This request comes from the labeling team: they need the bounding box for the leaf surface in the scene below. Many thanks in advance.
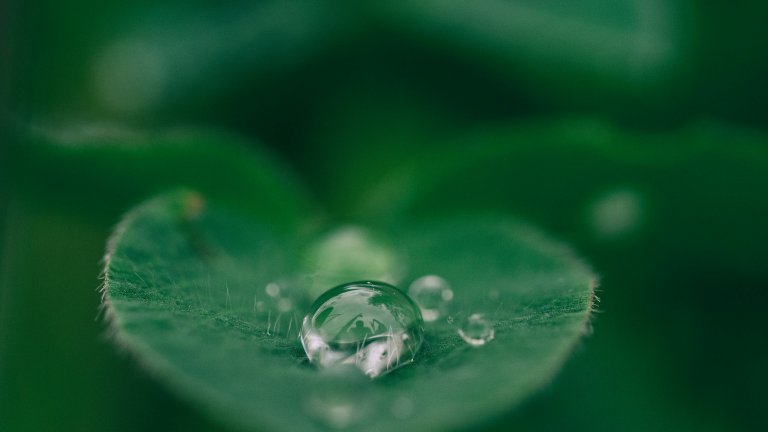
[103,190,595,432]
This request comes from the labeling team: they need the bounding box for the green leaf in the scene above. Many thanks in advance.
[102,190,596,432]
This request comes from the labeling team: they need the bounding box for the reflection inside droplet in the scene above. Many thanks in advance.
[408,275,454,322]
[458,313,495,347]
[300,281,424,378]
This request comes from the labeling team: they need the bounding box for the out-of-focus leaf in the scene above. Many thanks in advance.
[6,124,313,225]
[365,0,694,106]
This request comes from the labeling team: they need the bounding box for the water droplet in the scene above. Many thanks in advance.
[408,275,453,322]
[258,280,305,338]
[457,313,495,347]
[265,282,281,297]
[300,281,424,378]
[264,281,297,313]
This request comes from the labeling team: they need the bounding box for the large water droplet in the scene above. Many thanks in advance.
[457,313,495,347]
[407,275,453,322]
[300,281,424,378]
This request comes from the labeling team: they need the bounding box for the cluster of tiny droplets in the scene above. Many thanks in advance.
[406,275,495,346]
[253,281,304,338]
[299,276,498,383]
[299,278,498,426]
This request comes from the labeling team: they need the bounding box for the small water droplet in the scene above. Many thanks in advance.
[265,282,281,297]
[446,315,455,325]
[300,281,424,378]
[258,280,305,338]
[264,281,296,313]
[408,275,453,322]
[457,313,495,347]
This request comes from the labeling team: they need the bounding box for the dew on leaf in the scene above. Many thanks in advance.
[257,280,305,338]
[407,275,454,322]
[264,281,295,312]
[300,281,424,378]
[457,313,495,347]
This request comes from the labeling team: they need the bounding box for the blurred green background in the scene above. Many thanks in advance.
[1,1,767,431]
